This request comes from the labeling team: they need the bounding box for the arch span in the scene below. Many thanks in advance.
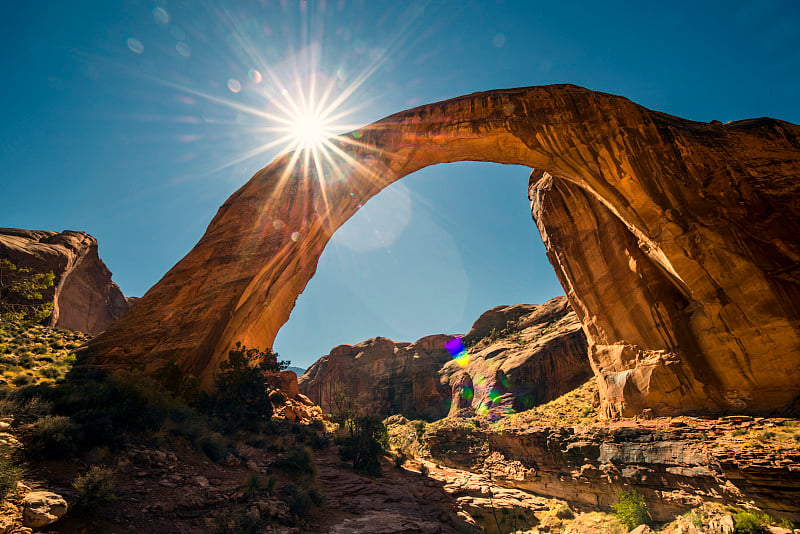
[85,85,800,417]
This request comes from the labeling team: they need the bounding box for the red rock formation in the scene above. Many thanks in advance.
[299,335,454,421]
[83,85,800,417]
[299,297,591,421]
[0,228,129,334]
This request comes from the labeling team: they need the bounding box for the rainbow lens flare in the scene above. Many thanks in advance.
[487,388,501,403]
[459,385,474,401]
[445,337,470,367]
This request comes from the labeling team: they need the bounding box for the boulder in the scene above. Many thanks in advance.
[21,491,67,528]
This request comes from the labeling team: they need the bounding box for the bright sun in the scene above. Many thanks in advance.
[292,110,331,149]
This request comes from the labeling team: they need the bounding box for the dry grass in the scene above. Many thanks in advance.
[491,378,600,430]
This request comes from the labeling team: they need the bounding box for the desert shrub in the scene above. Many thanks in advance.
[394,451,407,468]
[197,431,229,463]
[39,367,60,379]
[611,489,650,529]
[272,445,316,475]
[12,373,35,386]
[73,466,117,510]
[283,483,322,517]
[733,510,769,533]
[0,445,23,500]
[335,415,387,476]
[12,395,54,423]
[419,463,429,476]
[26,415,77,459]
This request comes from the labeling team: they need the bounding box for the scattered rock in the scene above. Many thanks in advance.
[21,491,68,528]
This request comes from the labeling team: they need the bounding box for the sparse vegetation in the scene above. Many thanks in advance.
[0,259,55,325]
[0,444,23,500]
[733,510,770,533]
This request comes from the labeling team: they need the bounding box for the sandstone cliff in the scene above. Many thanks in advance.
[0,228,129,334]
[299,296,592,421]
[83,85,800,418]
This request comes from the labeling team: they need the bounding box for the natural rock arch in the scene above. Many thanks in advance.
[84,85,800,417]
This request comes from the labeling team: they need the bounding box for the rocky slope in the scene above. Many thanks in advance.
[83,85,800,419]
[0,228,128,334]
[299,296,592,421]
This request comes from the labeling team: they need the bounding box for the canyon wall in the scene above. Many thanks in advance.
[82,85,800,417]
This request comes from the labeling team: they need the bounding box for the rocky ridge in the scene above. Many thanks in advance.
[298,296,592,421]
[421,415,800,523]
[0,228,129,335]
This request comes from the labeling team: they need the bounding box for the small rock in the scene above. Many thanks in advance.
[195,476,209,488]
[21,491,68,528]
[224,454,241,467]
[630,525,653,534]
[0,421,10,431]
[767,527,792,534]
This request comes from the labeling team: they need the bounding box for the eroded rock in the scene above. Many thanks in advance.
[83,85,800,417]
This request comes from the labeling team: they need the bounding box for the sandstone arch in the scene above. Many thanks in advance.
[85,85,800,417]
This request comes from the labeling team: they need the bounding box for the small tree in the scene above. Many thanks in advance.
[0,259,55,324]
[207,342,289,431]
[611,489,650,529]
[335,415,388,475]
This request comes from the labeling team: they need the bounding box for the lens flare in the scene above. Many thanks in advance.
[445,337,470,367]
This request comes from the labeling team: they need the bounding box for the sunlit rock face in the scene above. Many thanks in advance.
[0,228,129,334]
[299,335,454,421]
[83,85,800,417]
[440,297,592,418]
[297,297,591,421]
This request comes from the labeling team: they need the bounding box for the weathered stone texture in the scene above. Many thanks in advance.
[82,85,800,417]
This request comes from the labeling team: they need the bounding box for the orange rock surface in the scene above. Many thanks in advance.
[83,85,800,417]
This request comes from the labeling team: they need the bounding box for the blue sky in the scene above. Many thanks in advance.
[2,1,798,369]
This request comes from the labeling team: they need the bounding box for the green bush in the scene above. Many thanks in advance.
[0,445,23,500]
[73,466,117,510]
[733,510,769,533]
[611,489,650,529]
[26,415,77,460]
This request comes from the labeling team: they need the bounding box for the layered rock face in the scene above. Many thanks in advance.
[426,417,800,522]
[0,228,129,334]
[299,297,591,420]
[83,85,800,417]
